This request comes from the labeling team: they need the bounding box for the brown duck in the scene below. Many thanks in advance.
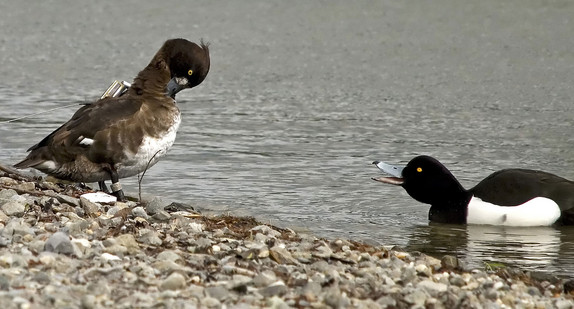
[14,38,210,200]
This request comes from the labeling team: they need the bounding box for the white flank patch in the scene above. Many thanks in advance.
[117,114,181,178]
[35,160,57,172]
[467,196,561,226]
[79,137,94,146]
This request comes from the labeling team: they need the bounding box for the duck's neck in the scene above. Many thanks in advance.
[428,189,472,224]
[129,56,171,98]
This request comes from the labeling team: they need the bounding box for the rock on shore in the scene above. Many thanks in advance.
[0,167,572,308]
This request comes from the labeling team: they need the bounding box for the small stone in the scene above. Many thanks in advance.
[71,238,91,255]
[105,244,127,256]
[416,264,432,277]
[417,280,448,297]
[313,244,334,259]
[258,248,270,258]
[160,272,187,291]
[74,206,85,217]
[3,219,34,237]
[194,237,213,253]
[80,196,102,215]
[404,289,428,306]
[11,297,30,308]
[400,265,417,284]
[33,272,51,285]
[206,285,229,301]
[81,295,97,309]
[156,250,183,263]
[152,210,171,221]
[251,225,281,238]
[187,222,204,234]
[39,181,62,192]
[377,295,397,307]
[449,275,466,287]
[0,178,17,187]
[131,206,149,219]
[302,281,321,301]
[0,210,8,223]
[270,246,297,265]
[144,196,168,215]
[114,234,140,254]
[44,232,74,255]
[0,189,18,206]
[201,297,221,308]
[153,260,185,273]
[0,275,10,290]
[1,200,26,216]
[485,288,498,300]
[55,194,80,207]
[527,286,542,297]
[254,232,269,243]
[66,220,89,237]
[38,252,57,267]
[29,240,46,253]
[259,281,288,297]
[107,204,128,216]
[555,299,574,309]
[14,181,35,192]
[137,229,162,246]
[324,286,350,309]
[441,255,463,270]
[266,296,289,309]
[253,271,277,287]
[101,253,121,262]
[81,192,117,204]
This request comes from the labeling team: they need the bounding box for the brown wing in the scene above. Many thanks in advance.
[15,96,143,168]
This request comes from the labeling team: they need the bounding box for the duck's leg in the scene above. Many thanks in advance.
[103,165,125,201]
[98,181,110,193]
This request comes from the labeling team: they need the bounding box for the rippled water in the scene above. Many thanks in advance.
[1,0,574,276]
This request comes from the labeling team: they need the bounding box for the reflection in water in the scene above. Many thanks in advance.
[405,224,569,275]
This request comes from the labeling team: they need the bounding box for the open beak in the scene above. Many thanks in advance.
[371,161,405,185]
[166,77,189,98]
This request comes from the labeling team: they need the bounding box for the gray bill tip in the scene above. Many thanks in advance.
[373,161,404,178]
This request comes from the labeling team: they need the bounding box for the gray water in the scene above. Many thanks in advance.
[1,0,574,276]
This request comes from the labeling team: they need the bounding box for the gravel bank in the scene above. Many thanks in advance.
[0,165,572,308]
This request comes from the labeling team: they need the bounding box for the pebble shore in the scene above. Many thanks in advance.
[0,165,572,308]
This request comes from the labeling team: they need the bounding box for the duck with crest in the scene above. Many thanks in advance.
[15,38,210,201]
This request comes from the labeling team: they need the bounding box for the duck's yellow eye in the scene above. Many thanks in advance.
[188,69,193,76]
[417,167,423,172]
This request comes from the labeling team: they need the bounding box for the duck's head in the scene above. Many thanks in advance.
[372,155,466,205]
[153,38,211,98]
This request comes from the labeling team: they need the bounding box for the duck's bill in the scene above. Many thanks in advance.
[371,161,405,186]
[371,176,404,185]
[166,77,189,98]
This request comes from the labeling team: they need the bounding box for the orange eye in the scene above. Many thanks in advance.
[188,69,193,75]
[417,167,423,172]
